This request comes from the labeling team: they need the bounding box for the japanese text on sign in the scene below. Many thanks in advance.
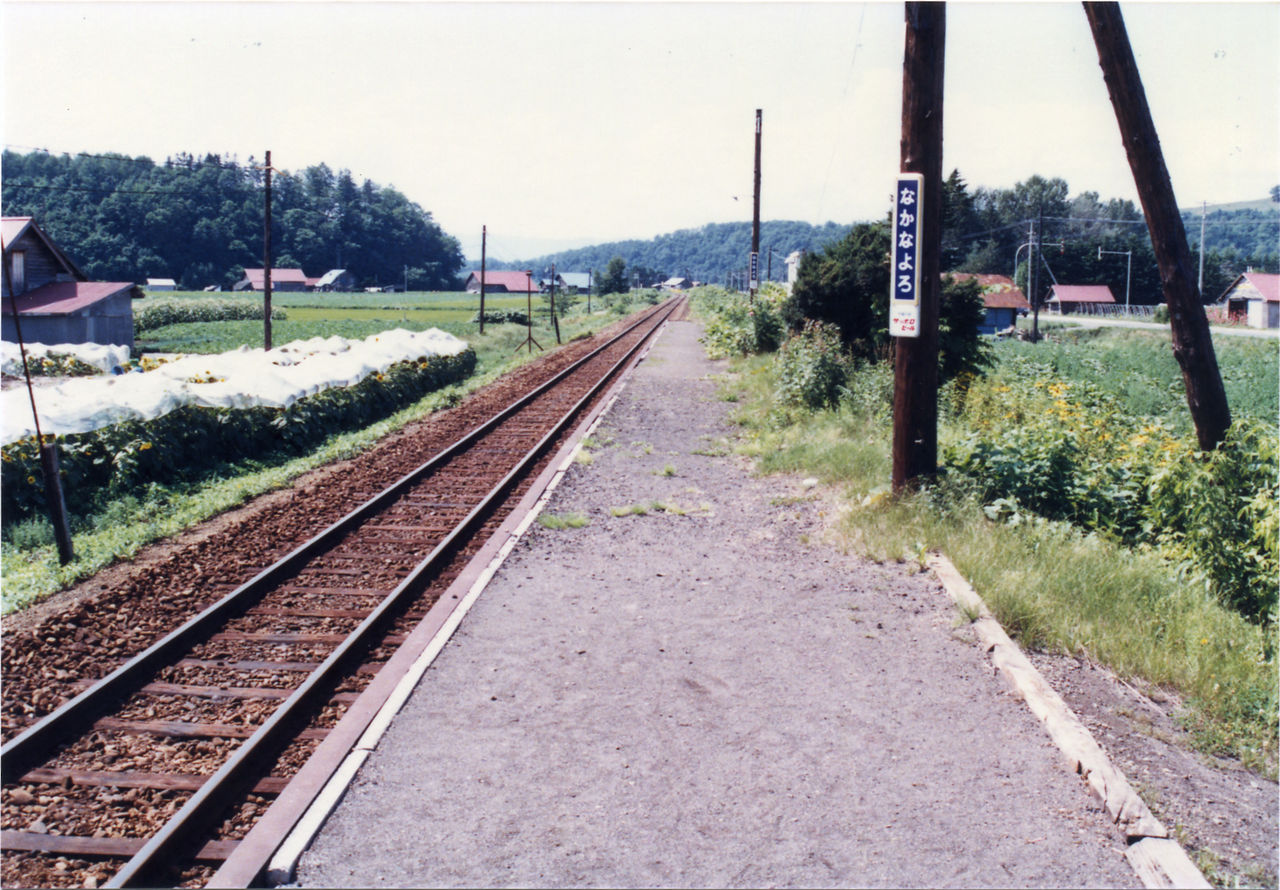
[890,173,923,338]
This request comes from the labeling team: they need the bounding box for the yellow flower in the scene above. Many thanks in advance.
[26,475,35,484]
[139,442,152,451]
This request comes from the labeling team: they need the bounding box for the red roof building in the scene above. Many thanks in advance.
[1046,284,1115,314]
[2,217,139,349]
[463,270,536,294]
[950,273,1030,333]
[1218,271,1280,329]
[237,268,311,292]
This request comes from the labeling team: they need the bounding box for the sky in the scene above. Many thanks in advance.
[3,1,1278,261]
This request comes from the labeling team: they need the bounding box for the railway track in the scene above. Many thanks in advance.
[1,298,680,888]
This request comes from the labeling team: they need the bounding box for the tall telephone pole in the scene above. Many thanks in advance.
[751,108,762,301]
[263,149,273,351]
[1084,1,1230,450]
[890,2,945,491]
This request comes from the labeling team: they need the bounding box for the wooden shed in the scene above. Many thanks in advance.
[463,271,536,294]
[2,217,139,350]
[1046,284,1116,315]
[1218,271,1279,329]
[235,268,310,292]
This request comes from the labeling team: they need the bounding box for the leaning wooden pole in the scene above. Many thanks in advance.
[1083,2,1230,450]
[891,2,945,490]
[263,149,273,351]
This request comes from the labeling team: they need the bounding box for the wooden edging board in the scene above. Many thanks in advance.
[206,319,669,889]
[927,553,1210,890]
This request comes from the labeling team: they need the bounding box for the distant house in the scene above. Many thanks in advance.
[1217,271,1279,329]
[235,268,309,292]
[2,217,140,350]
[658,276,693,291]
[950,273,1031,333]
[559,272,592,293]
[1046,284,1115,314]
[463,270,536,294]
[538,273,567,293]
[313,269,356,292]
[145,278,177,292]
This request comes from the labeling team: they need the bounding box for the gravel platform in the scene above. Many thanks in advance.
[296,320,1139,889]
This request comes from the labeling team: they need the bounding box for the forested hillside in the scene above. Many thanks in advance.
[489,221,852,286]
[1,149,464,290]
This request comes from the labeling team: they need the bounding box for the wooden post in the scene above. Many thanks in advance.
[550,262,561,344]
[479,225,487,335]
[751,108,762,301]
[263,149,273,351]
[1,239,73,564]
[891,2,945,491]
[1083,2,1230,449]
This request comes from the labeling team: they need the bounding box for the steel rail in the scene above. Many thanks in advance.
[0,300,669,787]
[104,298,676,887]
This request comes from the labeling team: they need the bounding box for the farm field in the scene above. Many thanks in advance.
[2,290,658,612]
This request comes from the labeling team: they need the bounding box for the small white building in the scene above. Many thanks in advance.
[1218,271,1280,329]
[145,278,177,291]
[785,250,806,293]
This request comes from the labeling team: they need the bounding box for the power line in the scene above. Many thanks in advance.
[4,144,249,171]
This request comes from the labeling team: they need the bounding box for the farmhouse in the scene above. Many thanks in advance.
[464,270,536,294]
[1,217,140,350]
[145,278,177,291]
[235,268,310,292]
[658,276,693,291]
[313,269,357,292]
[538,272,567,293]
[1045,284,1115,314]
[1217,271,1279,329]
[950,273,1031,334]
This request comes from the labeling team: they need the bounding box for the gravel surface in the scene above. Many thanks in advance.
[297,320,1140,889]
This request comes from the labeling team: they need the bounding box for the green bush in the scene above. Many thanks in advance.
[2,348,476,527]
[697,287,784,358]
[470,310,529,325]
[135,298,287,332]
[775,321,850,411]
[942,359,1279,626]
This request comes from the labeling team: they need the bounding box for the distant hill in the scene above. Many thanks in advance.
[484,220,854,285]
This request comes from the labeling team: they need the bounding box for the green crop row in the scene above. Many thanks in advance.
[134,298,288,332]
[2,348,476,527]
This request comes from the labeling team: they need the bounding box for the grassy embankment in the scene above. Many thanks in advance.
[1,289,657,613]
[693,292,1278,778]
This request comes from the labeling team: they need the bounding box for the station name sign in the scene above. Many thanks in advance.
[890,173,923,338]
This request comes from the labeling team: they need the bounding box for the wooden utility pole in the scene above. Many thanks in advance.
[750,109,762,301]
[550,262,561,344]
[479,225,487,335]
[891,2,945,491]
[2,241,73,564]
[263,149,273,351]
[1084,2,1230,449]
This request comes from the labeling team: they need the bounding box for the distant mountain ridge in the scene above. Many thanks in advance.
[481,220,854,284]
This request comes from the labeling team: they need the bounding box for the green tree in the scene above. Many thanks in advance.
[786,221,988,382]
[597,256,628,295]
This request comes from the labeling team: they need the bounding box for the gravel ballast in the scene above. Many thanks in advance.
[296,319,1139,888]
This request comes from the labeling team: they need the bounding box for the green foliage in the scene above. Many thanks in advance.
[944,357,1279,625]
[696,286,784,358]
[15,353,101,378]
[785,223,989,384]
[470,310,529,325]
[775,321,850,411]
[1147,420,1279,629]
[135,298,287,332]
[1,349,477,527]
[1,149,464,290]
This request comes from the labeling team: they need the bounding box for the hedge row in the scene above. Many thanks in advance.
[2,348,476,525]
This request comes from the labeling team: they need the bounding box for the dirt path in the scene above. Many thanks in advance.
[296,319,1143,888]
